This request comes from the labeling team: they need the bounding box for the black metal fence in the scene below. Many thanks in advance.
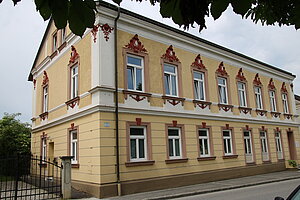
[0,155,62,200]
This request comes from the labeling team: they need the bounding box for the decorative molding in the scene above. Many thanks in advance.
[256,109,267,116]
[136,118,142,126]
[236,68,246,82]
[191,54,205,70]
[162,96,185,106]
[238,107,252,114]
[192,100,211,109]
[216,62,228,76]
[218,104,233,112]
[161,45,179,62]
[284,114,293,120]
[253,73,262,86]
[42,71,49,86]
[123,90,151,102]
[91,24,100,43]
[290,83,294,92]
[69,45,79,64]
[70,123,75,130]
[58,41,67,52]
[39,112,48,121]
[281,82,288,93]
[268,78,276,90]
[65,96,80,109]
[271,111,281,118]
[50,50,57,59]
[100,23,114,41]
[125,34,147,53]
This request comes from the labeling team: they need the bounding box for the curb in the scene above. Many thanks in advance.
[146,176,300,200]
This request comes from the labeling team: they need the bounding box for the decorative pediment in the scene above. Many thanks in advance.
[125,34,147,53]
[191,54,206,70]
[91,24,100,43]
[268,78,276,90]
[42,71,49,86]
[100,23,114,41]
[253,73,262,86]
[69,45,79,64]
[216,62,228,76]
[236,68,246,82]
[281,82,288,93]
[161,45,179,62]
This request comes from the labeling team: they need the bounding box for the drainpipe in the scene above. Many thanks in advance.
[114,6,121,196]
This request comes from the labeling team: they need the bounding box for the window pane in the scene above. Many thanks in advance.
[223,131,230,137]
[218,78,225,85]
[138,139,145,158]
[72,142,76,157]
[243,131,249,137]
[171,75,177,96]
[194,81,199,99]
[72,131,77,139]
[164,74,170,95]
[168,129,179,136]
[128,56,141,66]
[199,81,204,100]
[136,68,143,91]
[204,139,209,154]
[130,139,137,159]
[247,140,251,154]
[260,132,265,137]
[169,139,174,156]
[194,72,202,80]
[127,67,134,90]
[227,140,232,153]
[199,139,203,155]
[164,64,175,73]
[130,128,144,136]
[199,130,207,137]
[224,139,227,153]
[175,139,180,156]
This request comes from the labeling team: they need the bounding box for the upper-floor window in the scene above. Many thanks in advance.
[237,82,247,107]
[130,126,147,161]
[282,93,289,113]
[70,65,79,99]
[42,86,48,113]
[269,90,277,112]
[198,129,210,157]
[168,128,182,159]
[194,71,205,101]
[164,63,178,96]
[127,55,144,91]
[218,77,228,104]
[61,28,66,43]
[223,130,233,155]
[70,130,78,164]
[254,86,263,109]
[52,33,57,52]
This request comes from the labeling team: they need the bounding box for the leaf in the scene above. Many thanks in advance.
[51,0,68,29]
[12,0,21,5]
[211,0,230,20]
[231,0,253,16]
[35,0,51,20]
[160,0,178,18]
[113,0,122,5]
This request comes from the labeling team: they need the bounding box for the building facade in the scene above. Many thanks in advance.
[28,2,300,198]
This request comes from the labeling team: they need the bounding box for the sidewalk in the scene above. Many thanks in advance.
[77,170,300,200]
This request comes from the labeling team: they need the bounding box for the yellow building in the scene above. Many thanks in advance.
[28,2,300,198]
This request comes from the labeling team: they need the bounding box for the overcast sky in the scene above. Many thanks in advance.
[0,0,299,123]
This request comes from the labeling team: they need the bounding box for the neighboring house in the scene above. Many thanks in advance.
[28,2,300,198]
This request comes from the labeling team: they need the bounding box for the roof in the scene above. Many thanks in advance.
[295,94,300,101]
[28,1,296,81]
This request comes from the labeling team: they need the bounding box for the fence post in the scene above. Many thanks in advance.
[60,156,73,199]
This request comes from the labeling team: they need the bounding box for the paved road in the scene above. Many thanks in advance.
[178,178,300,200]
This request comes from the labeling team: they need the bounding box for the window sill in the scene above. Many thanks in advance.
[262,160,272,164]
[58,41,67,52]
[72,164,80,168]
[238,107,252,114]
[65,96,80,109]
[162,96,185,106]
[245,162,256,166]
[193,100,212,109]
[256,109,267,116]
[284,114,293,119]
[222,154,238,159]
[278,159,285,162]
[197,156,216,161]
[165,158,188,164]
[123,90,152,102]
[218,104,233,112]
[50,50,58,59]
[125,160,155,167]
[271,112,281,118]
[39,112,48,121]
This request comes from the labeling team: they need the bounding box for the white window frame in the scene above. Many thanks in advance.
[70,130,78,164]
[164,63,178,97]
[198,129,210,157]
[237,82,247,107]
[168,127,182,159]
[127,55,144,92]
[129,126,147,161]
[42,86,48,113]
[254,86,263,109]
[275,132,283,159]
[41,137,47,161]
[70,65,79,99]
[282,93,289,114]
[269,90,277,112]
[243,131,252,155]
[223,130,233,156]
[218,77,228,104]
[53,33,57,51]
[260,131,269,161]
[193,71,206,101]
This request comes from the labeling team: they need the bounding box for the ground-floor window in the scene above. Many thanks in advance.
[130,126,147,161]
[223,130,233,155]
[168,127,182,159]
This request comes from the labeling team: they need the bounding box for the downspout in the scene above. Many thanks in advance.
[114,6,121,196]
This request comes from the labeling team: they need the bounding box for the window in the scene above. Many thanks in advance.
[223,130,233,155]
[127,55,144,91]
[237,82,247,107]
[168,128,182,159]
[194,71,206,101]
[70,65,79,99]
[61,28,66,43]
[282,93,289,114]
[70,130,78,164]
[199,129,210,157]
[269,90,277,112]
[41,137,47,161]
[243,131,254,163]
[129,126,147,161]
[218,77,228,104]
[164,63,178,96]
[275,132,283,159]
[260,131,269,161]
[42,86,48,113]
[52,33,57,52]
[254,86,263,109]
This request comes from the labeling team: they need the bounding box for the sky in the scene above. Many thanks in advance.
[0,0,299,123]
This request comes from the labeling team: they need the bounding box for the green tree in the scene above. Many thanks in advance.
[0,113,31,157]
[1,0,300,36]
